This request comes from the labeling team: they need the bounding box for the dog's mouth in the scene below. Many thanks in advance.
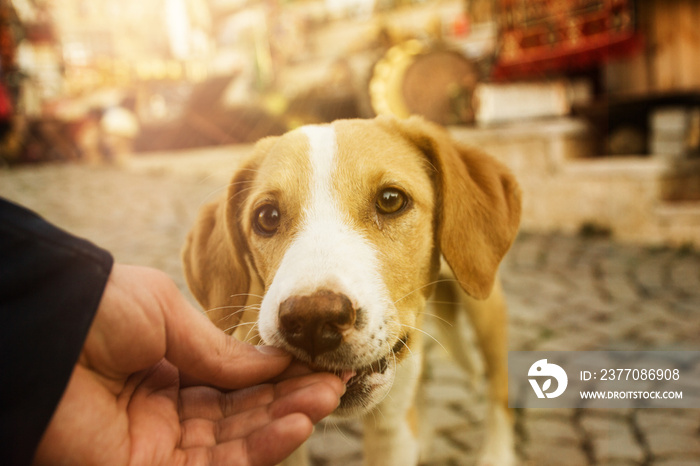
[310,335,408,415]
[330,354,390,385]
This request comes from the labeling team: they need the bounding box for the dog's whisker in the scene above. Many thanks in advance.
[231,167,262,175]
[388,340,400,388]
[226,185,257,203]
[222,321,257,333]
[371,342,399,410]
[213,302,261,325]
[225,180,256,191]
[392,278,459,305]
[212,174,256,190]
[197,184,231,205]
[210,302,258,317]
[212,309,247,325]
[243,322,260,343]
[225,177,255,185]
[194,171,259,206]
[207,304,261,315]
[331,423,352,445]
[224,320,260,344]
[203,305,237,314]
[221,168,262,184]
[194,171,222,185]
[399,323,448,354]
[372,401,389,425]
[203,305,246,314]
[424,299,463,306]
[420,157,440,177]
[416,310,454,327]
[367,404,381,429]
[396,335,415,358]
[229,292,265,300]
[325,419,353,445]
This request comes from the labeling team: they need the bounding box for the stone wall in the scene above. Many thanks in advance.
[450,119,700,247]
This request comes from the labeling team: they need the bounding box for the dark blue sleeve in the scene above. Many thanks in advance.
[0,198,114,465]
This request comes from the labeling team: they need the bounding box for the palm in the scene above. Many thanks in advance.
[38,358,333,466]
[125,360,321,466]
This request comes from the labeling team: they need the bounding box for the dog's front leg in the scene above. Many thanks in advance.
[362,353,422,466]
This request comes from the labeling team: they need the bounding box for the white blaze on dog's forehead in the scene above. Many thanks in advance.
[301,125,337,207]
[286,123,380,291]
[258,124,394,352]
[294,124,382,293]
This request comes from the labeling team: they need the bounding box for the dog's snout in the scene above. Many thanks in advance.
[279,290,356,359]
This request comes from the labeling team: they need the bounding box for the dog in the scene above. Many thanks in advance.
[182,115,521,465]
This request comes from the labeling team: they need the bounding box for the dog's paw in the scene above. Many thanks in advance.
[478,403,517,466]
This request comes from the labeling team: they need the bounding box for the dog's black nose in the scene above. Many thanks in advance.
[279,290,356,359]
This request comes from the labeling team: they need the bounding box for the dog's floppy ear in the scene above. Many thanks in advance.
[379,115,521,299]
[182,197,249,318]
[182,138,276,328]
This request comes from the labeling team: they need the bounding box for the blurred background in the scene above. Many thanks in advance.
[1,1,699,465]
[0,0,699,245]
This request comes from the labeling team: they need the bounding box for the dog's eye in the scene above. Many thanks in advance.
[254,204,281,235]
[376,188,408,215]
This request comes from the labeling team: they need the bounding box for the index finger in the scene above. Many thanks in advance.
[159,280,295,389]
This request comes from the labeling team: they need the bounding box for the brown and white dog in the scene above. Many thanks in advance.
[182,116,521,465]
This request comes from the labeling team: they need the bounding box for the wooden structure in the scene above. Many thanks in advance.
[606,0,700,95]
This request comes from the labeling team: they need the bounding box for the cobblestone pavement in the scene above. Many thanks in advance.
[2,157,699,466]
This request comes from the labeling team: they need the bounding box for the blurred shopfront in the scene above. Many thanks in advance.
[0,0,698,165]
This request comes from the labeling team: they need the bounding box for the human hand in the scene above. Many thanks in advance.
[33,264,345,465]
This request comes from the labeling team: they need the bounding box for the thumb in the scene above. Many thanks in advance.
[159,279,294,389]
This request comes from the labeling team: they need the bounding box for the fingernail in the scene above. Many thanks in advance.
[255,345,289,356]
[339,369,356,384]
